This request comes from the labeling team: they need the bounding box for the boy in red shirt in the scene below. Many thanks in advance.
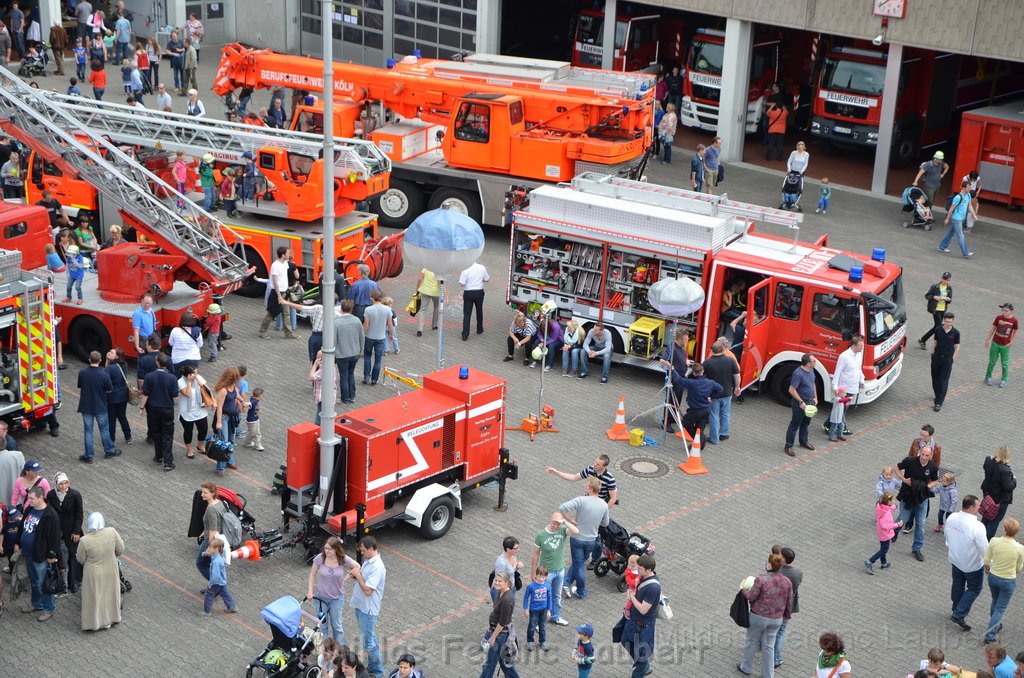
[985,303,1018,388]
[205,303,223,362]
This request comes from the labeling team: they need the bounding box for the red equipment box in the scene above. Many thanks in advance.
[955,101,1024,209]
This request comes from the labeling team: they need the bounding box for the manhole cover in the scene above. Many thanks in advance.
[619,456,671,479]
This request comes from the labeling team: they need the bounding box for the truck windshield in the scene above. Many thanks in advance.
[863,274,906,344]
[576,15,626,50]
[689,40,724,75]
[821,57,885,96]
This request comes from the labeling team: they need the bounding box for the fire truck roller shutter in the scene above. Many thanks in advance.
[67,315,112,362]
[403,483,461,539]
[371,179,425,230]
[427,188,483,227]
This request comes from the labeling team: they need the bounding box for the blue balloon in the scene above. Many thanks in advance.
[406,208,485,252]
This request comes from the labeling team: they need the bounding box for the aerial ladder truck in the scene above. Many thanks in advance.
[214,45,657,227]
[0,66,251,359]
[21,94,404,296]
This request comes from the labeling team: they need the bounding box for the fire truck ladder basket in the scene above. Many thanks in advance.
[42,92,391,180]
[0,67,251,291]
[571,172,805,229]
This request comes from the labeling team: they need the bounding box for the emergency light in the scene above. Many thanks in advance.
[871,247,886,262]
[848,265,864,283]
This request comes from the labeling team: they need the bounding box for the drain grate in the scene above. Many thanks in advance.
[619,456,671,479]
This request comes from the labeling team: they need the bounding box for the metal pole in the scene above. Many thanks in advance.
[317,0,340,518]
[537,314,549,418]
[436,280,446,371]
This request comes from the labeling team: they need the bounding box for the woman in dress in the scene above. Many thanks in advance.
[306,536,359,645]
[738,552,793,678]
[177,364,210,460]
[212,367,241,476]
[982,445,1017,540]
[104,347,133,446]
[76,512,125,631]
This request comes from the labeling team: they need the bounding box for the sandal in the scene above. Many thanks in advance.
[186,451,196,459]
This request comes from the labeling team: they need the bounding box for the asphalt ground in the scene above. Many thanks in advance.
[4,49,1024,678]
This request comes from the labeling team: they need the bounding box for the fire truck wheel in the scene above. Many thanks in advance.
[68,316,112,362]
[890,124,920,169]
[234,246,269,298]
[372,179,424,229]
[427,188,482,226]
[768,363,797,406]
[419,495,455,540]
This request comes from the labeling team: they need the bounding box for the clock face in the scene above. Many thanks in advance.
[874,0,906,18]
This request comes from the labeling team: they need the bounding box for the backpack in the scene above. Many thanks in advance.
[217,502,244,550]
[638,577,674,620]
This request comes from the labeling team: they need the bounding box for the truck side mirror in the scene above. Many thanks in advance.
[436,129,445,143]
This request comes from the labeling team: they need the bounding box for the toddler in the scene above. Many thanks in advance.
[205,303,222,362]
[573,623,595,678]
[235,365,250,440]
[67,77,82,96]
[220,167,238,218]
[73,39,87,80]
[383,296,399,355]
[876,465,901,500]
[865,492,902,574]
[63,244,85,304]
[815,177,831,214]
[622,554,640,618]
[522,566,552,652]
[827,385,852,441]
[919,647,960,677]
[242,386,264,451]
[310,350,323,424]
[935,472,959,532]
[202,538,238,614]
[2,505,21,573]
[44,243,65,273]
[120,58,133,96]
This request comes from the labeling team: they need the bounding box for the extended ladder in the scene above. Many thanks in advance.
[42,92,391,178]
[0,67,250,292]
[572,172,805,228]
[17,283,53,413]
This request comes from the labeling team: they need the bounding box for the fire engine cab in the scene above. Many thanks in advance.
[507,174,907,404]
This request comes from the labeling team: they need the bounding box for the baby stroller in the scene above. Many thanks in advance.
[246,596,327,677]
[17,48,49,77]
[900,186,934,231]
[780,171,804,211]
[187,484,258,545]
[593,519,656,592]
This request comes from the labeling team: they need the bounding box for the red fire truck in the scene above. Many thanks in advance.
[953,102,1024,210]
[285,366,515,543]
[678,28,816,133]
[811,47,1024,167]
[572,8,684,72]
[0,244,59,431]
[506,174,907,405]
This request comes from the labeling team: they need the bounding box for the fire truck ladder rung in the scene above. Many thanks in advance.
[0,68,250,288]
[43,92,391,179]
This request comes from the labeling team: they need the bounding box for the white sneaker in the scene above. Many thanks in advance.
[543,365,552,372]
[569,583,578,597]
[815,208,820,213]
[553,617,569,626]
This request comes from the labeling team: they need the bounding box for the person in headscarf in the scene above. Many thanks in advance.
[76,512,125,631]
[45,472,84,594]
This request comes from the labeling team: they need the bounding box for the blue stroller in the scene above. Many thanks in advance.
[900,186,934,230]
[246,596,327,677]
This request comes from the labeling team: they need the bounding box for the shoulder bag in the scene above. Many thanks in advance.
[199,381,216,409]
[980,494,1001,521]
[730,589,750,627]
[118,365,141,406]
[638,577,673,620]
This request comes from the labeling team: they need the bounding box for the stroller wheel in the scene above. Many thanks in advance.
[901,221,910,228]
[593,558,611,577]
[924,223,932,231]
[616,577,630,593]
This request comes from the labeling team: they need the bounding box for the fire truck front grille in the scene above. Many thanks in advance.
[692,84,720,102]
[824,100,869,120]
[442,414,455,468]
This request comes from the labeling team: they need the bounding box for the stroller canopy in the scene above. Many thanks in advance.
[901,186,927,206]
[262,596,302,639]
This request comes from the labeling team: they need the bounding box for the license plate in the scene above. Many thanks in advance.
[885,364,900,383]
[832,125,852,135]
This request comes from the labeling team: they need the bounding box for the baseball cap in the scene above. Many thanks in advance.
[941,272,952,279]
[23,460,42,473]
[576,623,594,637]
[1000,303,1014,311]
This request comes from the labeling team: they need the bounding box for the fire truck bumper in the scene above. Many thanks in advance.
[856,353,903,405]
[810,117,878,147]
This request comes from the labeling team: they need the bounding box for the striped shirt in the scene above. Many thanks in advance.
[579,465,617,503]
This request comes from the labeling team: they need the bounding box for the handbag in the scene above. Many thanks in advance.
[406,291,421,317]
[980,494,1001,521]
[199,382,216,409]
[730,589,751,627]
[717,162,726,183]
[42,562,61,595]
[118,365,140,406]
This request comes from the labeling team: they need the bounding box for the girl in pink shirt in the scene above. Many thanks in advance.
[865,492,902,574]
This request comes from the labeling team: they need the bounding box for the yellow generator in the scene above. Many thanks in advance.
[626,316,665,359]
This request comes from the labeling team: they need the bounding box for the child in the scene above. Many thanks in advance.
[920,647,961,677]
[67,77,82,96]
[318,637,340,674]
[865,492,902,574]
[73,39,88,80]
[63,244,84,304]
[235,365,250,440]
[202,537,238,614]
[120,58,133,96]
[130,60,145,105]
[205,303,222,362]
[2,505,20,574]
[876,465,901,500]
[44,243,66,273]
[172,150,188,211]
[622,554,640,618]
[220,167,238,218]
[382,296,399,356]
[242,386,264,451]
[573,623,595,678]
[935,472,959,532]
[522,566,552,652]
[87,59,106,100]
[310,350,323,425]
[827,385,852,442]
[815,177,832,214]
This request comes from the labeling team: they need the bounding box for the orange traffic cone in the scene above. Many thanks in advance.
[230,539,261,562]
[679,428,709,475]
[606,396,631,441]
